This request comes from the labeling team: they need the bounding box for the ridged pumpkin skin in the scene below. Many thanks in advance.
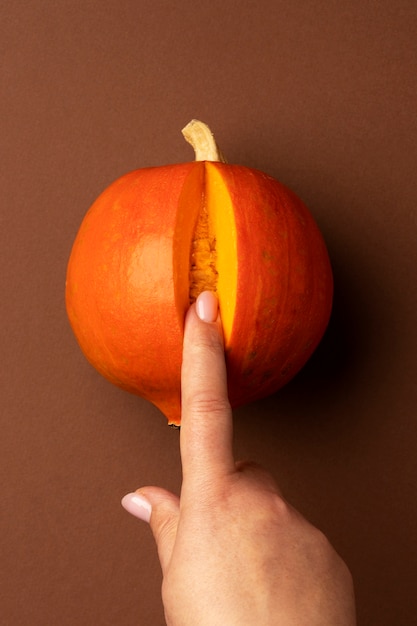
[66,159,333,425]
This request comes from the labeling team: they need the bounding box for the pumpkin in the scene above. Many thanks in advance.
[65,120,333,425]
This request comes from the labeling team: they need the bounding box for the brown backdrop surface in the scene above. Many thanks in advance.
[1,1,416,624]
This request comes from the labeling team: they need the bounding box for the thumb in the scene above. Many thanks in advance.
[121,487,180,573]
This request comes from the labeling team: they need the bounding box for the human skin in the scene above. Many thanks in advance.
[122,291,356,626]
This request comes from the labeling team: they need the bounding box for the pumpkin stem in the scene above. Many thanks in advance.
[182,120,227,163]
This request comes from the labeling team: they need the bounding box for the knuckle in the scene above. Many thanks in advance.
[188,393,231,419]
[190,335,224,359]
[310,526,333,552]
[270,492,292,519]
[154,510,178,543]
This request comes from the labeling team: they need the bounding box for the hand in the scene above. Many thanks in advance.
[122,291,356,626]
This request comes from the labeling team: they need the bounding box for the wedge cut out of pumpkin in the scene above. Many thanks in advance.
[65,120,333,426]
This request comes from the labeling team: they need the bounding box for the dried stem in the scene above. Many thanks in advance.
[181,119,227,163]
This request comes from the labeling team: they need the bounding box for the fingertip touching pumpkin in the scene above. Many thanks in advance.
[65,120,333,426]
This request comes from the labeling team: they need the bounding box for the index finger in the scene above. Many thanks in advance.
[180,291,235,486]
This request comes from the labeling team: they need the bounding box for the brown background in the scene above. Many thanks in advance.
[1,1,416,624]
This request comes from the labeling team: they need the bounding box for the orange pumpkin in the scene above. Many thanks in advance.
[65,121,333,425]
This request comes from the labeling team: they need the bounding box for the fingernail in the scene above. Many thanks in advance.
[121,492,152,523]
[196,291,218,323]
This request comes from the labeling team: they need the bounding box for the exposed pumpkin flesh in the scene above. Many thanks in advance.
[187,162,237,343]
[189,195,218,303]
